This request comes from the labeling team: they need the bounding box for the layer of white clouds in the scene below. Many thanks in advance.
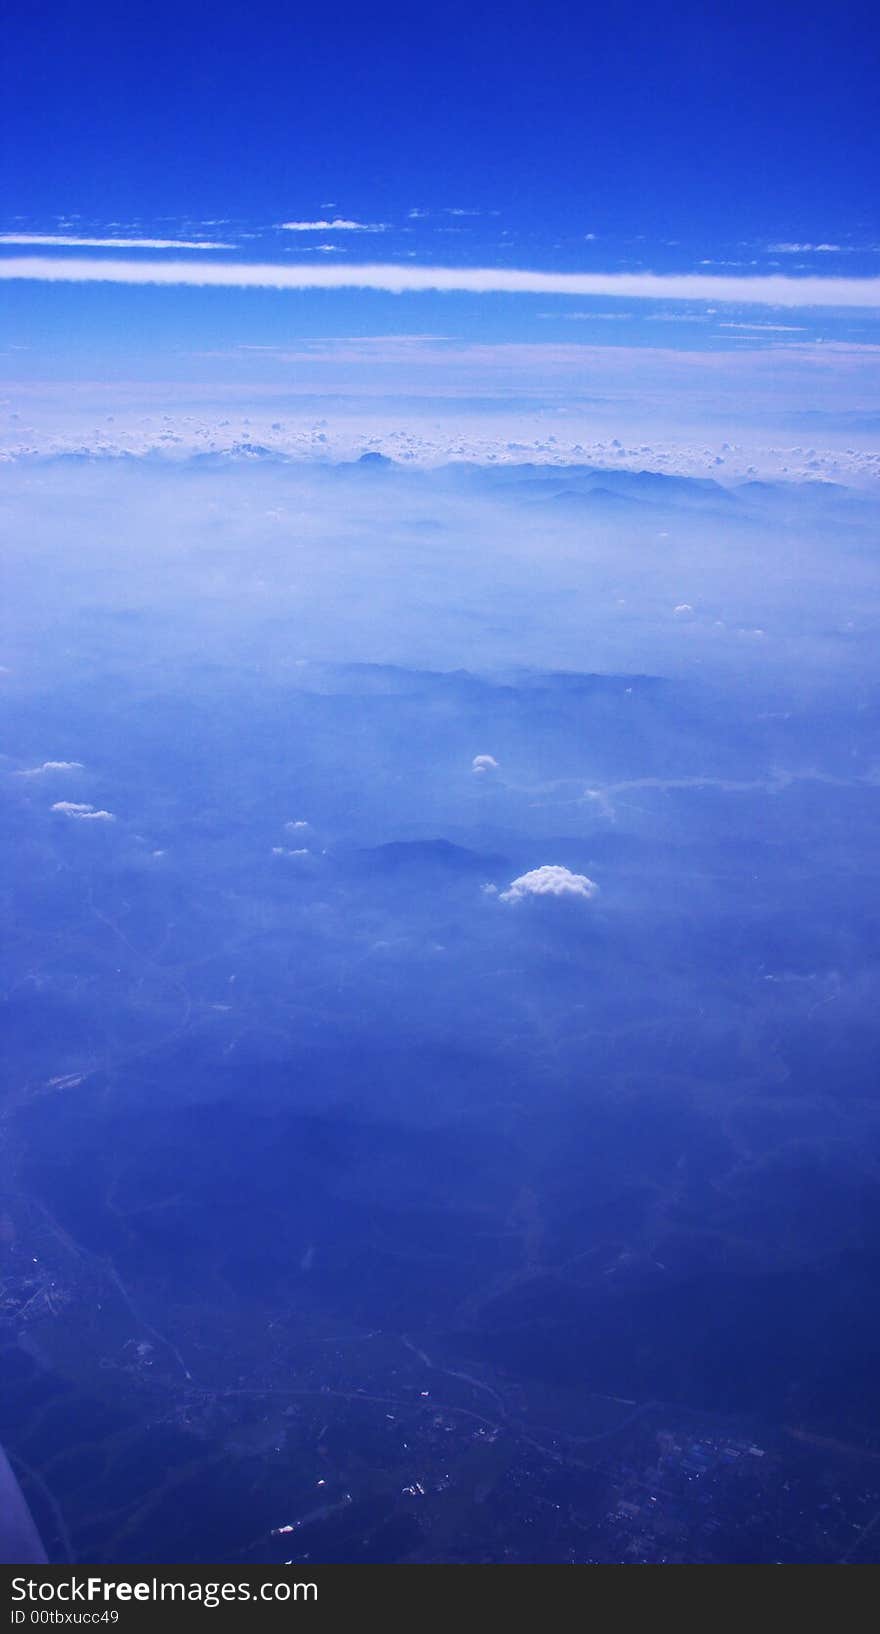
[4,399,879,488]
[2,257,880,307]
[499,865,599,904]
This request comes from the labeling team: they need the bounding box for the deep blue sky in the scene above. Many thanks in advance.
[3,1,878,243]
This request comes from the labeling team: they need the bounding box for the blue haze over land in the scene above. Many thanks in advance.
[2,0,880,1567]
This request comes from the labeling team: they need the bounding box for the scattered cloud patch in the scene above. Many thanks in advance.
[278,219,387,233]
[472,754,500,774]
[768,242,841,254]
[540,310,634,321]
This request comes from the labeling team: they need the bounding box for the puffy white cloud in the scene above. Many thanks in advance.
[499,865,599,904]
[472,754,499,774]
[51,801,115,820]
[2,257,879,308]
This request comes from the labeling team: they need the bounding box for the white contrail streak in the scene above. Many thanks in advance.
[1,257,879,307]
[0,235,232,250]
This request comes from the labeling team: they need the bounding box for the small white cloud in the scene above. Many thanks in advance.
[472,754,500,774]
[673,603,694,616]
[51,801,115,821]
[15,760,84,775]
[284,819,310,832]
[499,865,599,904]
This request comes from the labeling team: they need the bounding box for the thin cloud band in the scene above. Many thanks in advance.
[2,256,879,308]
